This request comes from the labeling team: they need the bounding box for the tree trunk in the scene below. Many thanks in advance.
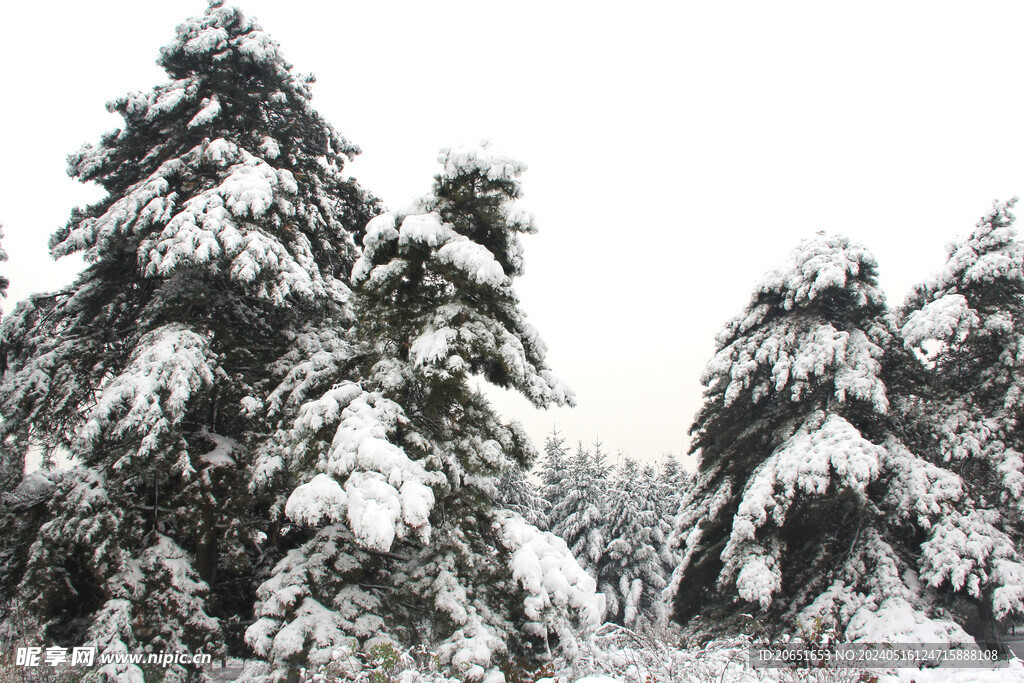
[975,587,1008,657]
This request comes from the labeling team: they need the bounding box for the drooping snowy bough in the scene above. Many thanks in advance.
[667,234,1000,645]
[247,144,601,682]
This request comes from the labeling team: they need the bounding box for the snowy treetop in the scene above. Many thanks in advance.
[695,234,894,419]
[439,141,528,182]
[353,211,574,409]
[157,1,312,102]
[718,234,885,347]
[908,198,1024,303]
[355,212,509,290]
[48,1,373,310]
[757,234,880,310]
[69,1,361,199]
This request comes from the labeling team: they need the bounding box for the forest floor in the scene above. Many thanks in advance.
[7,627,1024,682]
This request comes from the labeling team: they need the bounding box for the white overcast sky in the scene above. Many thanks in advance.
[3,1,1024,467]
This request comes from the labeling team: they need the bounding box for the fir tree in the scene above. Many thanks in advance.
[900,199,1024,647]
[497,458,550,531]
[654,455,686,595]
[539,428,570,511]
[598,458,671,629]
[667,234,997,644]
[548,441,611,574]
[247,144,600,681]
[657,453,688,494]
[0,2,374,677]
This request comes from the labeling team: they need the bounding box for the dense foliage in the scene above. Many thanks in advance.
[0,2,375,679]
[3,3,1024,681]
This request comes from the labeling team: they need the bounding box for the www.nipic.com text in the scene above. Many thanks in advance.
[14,646,212,668]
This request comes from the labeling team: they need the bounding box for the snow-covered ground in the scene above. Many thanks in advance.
[227,624,1024,683]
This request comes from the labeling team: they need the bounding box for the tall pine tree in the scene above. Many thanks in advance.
[246,144,600,681]
[598,458,672,629]
[0,2,375,678]
[900,199,1024,646]
[667,234,1000,644]
[547,441,611,574]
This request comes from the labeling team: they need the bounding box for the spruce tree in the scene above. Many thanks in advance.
[548,441,611,574]
[900,199,1024,646]
[598,458,671,629]
[654,455,686,599]
[668,234,993,644]
[0,2,374,677]
[247,144,600,681]
[497,458,550,531]
[539,428,570,511]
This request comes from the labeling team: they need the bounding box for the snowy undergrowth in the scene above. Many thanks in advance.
[282,624,1024,683]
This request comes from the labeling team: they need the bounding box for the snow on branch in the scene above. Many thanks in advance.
[81,323,222,472]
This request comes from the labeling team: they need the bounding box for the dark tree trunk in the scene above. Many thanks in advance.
[975,587,1008,657]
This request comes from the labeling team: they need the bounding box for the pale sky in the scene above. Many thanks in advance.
[4,1,1024,467]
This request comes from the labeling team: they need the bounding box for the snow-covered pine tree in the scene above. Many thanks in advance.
[497,459,549,530]
[597,458,671,629]
[539,428,570,512]
[667,234,997,644]
[548,441,611,576]
[900,199,1024,647]
[0,2,375,676]
[657,453,688,494]
[652,456,686,607]
[246,144,600,682]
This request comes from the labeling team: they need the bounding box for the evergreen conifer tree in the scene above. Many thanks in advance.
[0,3,375,677]
[654,456,686,596]
[246,144,600,681]
[598,458,670,629]
[900,199,1024,646]
[667,234,1001,644]
[539,428,570,511]
[497,459,549,531]
[548,441,611,575]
